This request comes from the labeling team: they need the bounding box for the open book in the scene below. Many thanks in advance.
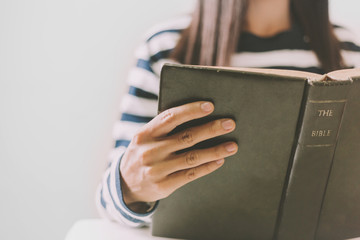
[152,64,360,240]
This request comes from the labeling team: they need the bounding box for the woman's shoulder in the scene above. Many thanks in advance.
[143,15,191,42]
[134,15,191,75]
[333,24,360,68]
[333,24,360,50]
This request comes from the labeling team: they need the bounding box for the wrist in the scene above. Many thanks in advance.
[120,174,139,205]
[120,170,155,213]
[122,184,156,213]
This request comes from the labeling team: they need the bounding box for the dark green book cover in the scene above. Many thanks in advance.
[151,64,360,240]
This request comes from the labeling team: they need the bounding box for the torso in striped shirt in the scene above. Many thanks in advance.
[98,16,360,227]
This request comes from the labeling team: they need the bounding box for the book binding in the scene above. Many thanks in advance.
[276,77,352,240]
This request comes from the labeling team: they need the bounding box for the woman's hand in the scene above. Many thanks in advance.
[120,101,238,209]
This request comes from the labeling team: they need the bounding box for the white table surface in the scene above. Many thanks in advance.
[64,218,179,240]
[65,218,360,240]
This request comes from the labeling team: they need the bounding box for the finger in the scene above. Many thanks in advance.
[163,159,225,191]
[164,118,236,152]
[147,101,214,138]
[154,142,238,176]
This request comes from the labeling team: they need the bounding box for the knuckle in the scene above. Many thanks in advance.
[139,155,149,166]
[178,130,194,144]
[133,130,147,144]
[186,168,197,180]
[161,109,175,124]
[213,146,222,159]
[185,151,198,166]
[205,162,213,173]
[139,149,153,166]
[209,120,220,135]
[144,166,157,179]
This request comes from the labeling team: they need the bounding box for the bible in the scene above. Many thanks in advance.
[151,64,360,240]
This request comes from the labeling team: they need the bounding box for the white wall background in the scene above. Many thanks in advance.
[0,1,195,240]
[0,1,358,240]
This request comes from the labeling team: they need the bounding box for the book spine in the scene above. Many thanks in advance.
[275,78,352,240]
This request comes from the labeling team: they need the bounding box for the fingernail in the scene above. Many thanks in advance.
[222,119,235,130]
[216,159,224,165]
[201,102,213,112]
[225,143,237,152]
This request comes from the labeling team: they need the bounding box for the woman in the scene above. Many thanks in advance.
[96,0,360,227]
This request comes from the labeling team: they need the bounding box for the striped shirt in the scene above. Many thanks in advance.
[96,16,360,227]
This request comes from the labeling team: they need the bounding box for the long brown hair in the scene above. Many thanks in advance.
[170,0,345,72]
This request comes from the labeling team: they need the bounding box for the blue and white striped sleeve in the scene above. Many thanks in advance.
[95,17,189,227]
[95,47,161,227]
